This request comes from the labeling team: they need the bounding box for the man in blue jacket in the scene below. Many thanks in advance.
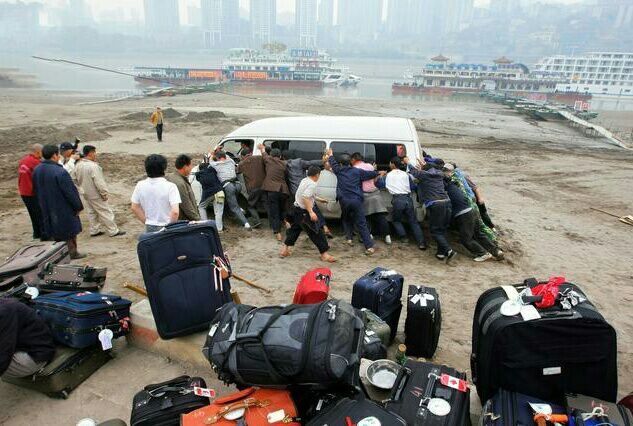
[32,144,85,259]
[326,149,381,255]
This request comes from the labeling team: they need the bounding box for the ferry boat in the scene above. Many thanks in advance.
[132,66,225,87]
[393,55,591,104]
[533,52,633,97]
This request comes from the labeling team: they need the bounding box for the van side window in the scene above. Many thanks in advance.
[331,142,404,171]
[330,142,377,164]
[221,139,254,160]
[263,140,325,161]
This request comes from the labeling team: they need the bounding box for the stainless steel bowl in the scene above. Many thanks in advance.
[366,359,402,390]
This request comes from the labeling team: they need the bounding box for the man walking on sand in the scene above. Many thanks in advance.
[32,144,85,259]
[150,107,164,142]
[74,145,125,238]
[18,144,44,240]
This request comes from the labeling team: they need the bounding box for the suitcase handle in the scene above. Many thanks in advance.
[144,375,192,391]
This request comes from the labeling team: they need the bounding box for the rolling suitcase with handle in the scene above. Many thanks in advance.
[351,267,403,343]
[481,389,566,426]
[405,285,441,358]
[36,263,107,292]
[137,220,232,339]
[0,242,69,291]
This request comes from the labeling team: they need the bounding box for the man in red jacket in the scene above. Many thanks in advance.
[18,144,44,240]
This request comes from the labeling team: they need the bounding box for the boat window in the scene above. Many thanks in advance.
[263,140,325,161]
[220,139,254,160]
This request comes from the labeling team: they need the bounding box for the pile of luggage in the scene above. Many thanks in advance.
[0,241,131,399]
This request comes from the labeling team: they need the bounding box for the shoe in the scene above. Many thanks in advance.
[244,223,252,231]
[418,244,427,251]
[90,232,105,237]
[346,239,353,246]
[474,252,494,262]
[364,247,376,256]
[110,231,126,237]
[495,250,505,260]
[251,221,262,229]
[385,235,392,245]
[445,249,457,264]
[435,253,445,260]
[70,253,87,260]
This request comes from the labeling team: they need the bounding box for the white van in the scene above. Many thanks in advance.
[198,116,425,220]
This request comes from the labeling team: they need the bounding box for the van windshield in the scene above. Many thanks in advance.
[263,140,325,160]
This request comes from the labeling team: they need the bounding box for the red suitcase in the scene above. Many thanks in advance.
[292,267,331,304]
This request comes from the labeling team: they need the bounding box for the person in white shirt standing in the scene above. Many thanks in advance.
[279,166,335,263]
[130,154,181,233]
[376,157,426,250]
[58,141,79,183]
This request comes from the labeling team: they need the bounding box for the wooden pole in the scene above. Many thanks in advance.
[123,282,148,297]
[231,273,271,294]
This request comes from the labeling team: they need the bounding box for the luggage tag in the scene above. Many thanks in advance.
[440,374,468,392]
[267,410,286,423]
[25,286,39,299]
[98,329,114,351]
[193,386,216,398]
[410,292,435,307]
[529,403,553,415]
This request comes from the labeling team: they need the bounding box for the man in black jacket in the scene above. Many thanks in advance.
[0,299,55,379]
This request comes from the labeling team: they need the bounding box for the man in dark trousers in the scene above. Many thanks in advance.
[18,143,44,240]
[237,147,264,227]
[0,298,55,379]
[326,149,380,255]
[32,144,85,259]
[257,144,289,241]
[408,157,456,264]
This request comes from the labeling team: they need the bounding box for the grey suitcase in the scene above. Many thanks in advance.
[0,242,69,291]
[37,263,107,292]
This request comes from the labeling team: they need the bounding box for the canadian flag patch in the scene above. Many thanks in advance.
[440,374,468,392]
[193,386,216,398]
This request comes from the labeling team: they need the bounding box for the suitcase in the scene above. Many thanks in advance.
[203,300,364,389]
[386,359,471,426]
[34,291,131,348]
[481,389,567,426]
[351,267,403,343]
[181,387,300,426]
[405,285,441,358]
[471,279,617,404]
[130,376,210,426]
[293,267,331,304]
[36,263,107,292]
[566,393,633,426]
[306,396,407,426]
[1,345,113,399]
[0,242,69,290]
[360,308,389,360]
[136,220,231,339]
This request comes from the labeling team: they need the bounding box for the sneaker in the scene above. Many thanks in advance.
[445,249,457,264]
[90,231,105,237]
[418,244,427,251]
[346,239,353,246]
[385,235,392,245]
[495,250,505,261]
[474,253,494,262]
[435,253,446,260]
[110,231,126,237]
[364,247,376,256]
[244,223,252,231]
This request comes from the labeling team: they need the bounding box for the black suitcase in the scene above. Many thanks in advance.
[130,375,210,426]
[136,221,232,339]
[351,267,403,343]
[481,389,567,426]
[307,396,407,426]
[36,263,107,292]
[0,242,69,290]
[1,345,113,399]
[386,359,471,426]
[405,285,441,358]
[471,279,617,404]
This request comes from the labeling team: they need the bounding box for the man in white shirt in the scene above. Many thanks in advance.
[376,157,426,250]
[58,141,79,182]
[279,166,335,263]
[130,154,181,233]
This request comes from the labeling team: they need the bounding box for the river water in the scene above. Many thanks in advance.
[2,51,632,112]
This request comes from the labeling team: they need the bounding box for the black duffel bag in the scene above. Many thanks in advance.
[203,300,365,389]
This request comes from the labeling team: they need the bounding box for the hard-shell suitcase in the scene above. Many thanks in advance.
[204,300,364,389]
[351,267,403,342]
[0,242,69,290]
[137,220,232,339]
[36,263,107,292]
[386,359,471,426]
[471,279,617,404]
[1,345,113,399]
[481,389,567,426]
[34,291,131,348]
[181,387,300,426]
[405,285,441,358]
[293,267,331,304]
[566,393,633,426]
[130,376,210,426]
[306,396,407,426]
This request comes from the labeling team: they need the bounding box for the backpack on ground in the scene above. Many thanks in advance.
[203,300,364,389]
[293,267,331,304]
[405,285,441,358]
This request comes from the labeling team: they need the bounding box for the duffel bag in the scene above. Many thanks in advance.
[203,300,364,388]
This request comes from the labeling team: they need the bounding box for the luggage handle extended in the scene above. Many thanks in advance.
[143,375,191,392]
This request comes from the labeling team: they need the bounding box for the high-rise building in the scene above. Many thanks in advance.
[201,0,240,47]
[250,0,276,46]
[0,1,40,38]
[65,0,93,27]
[409,0,473,38]
[337,0,382,41]
[296,0,317,48]
[387,0,411,35]
[318,0,334,27]
[144,0,180,34]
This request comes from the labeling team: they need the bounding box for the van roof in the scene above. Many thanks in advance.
[224,116,417,142]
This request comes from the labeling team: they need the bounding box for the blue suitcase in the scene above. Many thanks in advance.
[351,267,403,342]
[482,389,567,426]
[136,221,231,339]
[34,291,131,348]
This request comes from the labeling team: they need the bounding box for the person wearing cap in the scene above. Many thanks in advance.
[257,144,289,241]
[326,149,380,255]
[18,144,44,240]
[58,141,79,182]
[150,107,164,142]
[32,144,86,259]
[74,145,125,238]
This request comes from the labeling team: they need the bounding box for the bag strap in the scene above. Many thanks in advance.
[205,397,271,424]
[500,285,519,301]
